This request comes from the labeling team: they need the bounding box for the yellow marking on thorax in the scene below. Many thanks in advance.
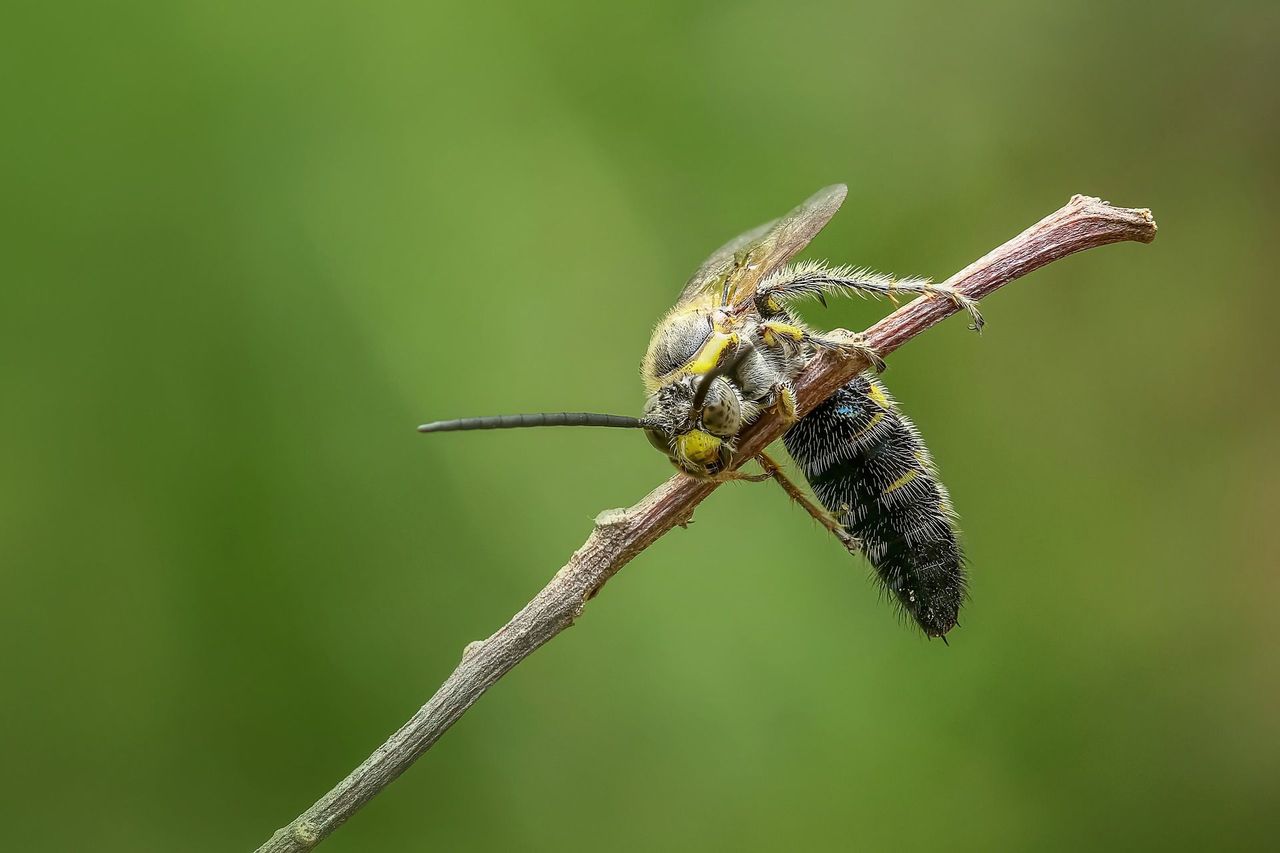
[682,330,739,378]
[882,469,921,495]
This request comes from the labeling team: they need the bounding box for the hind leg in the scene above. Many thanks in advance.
[756,263,984,332]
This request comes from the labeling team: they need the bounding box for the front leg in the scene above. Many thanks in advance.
[767,379,799,424]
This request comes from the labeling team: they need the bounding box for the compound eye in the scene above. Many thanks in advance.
[699,377,743,438]
[644,427,674,455]
[650,313,712,376]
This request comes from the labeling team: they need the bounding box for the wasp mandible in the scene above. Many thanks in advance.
[419,185,983,638]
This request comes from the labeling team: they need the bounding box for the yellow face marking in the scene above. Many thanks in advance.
[882,469,921,495]
[676,430,722,467]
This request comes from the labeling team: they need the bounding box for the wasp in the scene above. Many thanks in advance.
[420,185,984,638]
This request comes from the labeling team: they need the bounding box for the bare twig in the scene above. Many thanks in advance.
[255,195,1156,852]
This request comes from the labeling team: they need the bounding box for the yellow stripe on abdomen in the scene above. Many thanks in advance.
[882,469,921,495]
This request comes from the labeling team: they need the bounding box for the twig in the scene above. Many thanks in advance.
[255,195,1156,852]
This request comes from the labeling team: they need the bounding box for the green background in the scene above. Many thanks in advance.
[4,1,1278,850]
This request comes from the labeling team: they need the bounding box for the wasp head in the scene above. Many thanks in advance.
[642,373,745,478]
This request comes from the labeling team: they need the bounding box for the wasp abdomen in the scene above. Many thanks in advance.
[783,376,966,637]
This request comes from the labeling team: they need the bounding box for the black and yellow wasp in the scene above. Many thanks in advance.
[420,185,984,638]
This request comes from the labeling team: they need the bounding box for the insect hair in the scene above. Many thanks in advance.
[761,259,933,304]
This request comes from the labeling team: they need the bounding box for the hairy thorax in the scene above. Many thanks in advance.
[640,296,811,477]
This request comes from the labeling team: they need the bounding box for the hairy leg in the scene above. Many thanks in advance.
[756,260,984,332]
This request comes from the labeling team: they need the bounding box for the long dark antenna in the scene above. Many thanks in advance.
[418,412,646,433]
[690,344,751,413]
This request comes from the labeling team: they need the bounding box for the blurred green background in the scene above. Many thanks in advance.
[4,1,1278,850]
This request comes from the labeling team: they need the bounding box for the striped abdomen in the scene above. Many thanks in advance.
[782,376,966,637]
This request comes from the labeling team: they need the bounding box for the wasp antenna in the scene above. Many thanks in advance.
[417,412,646,433]
[690,345,753,412]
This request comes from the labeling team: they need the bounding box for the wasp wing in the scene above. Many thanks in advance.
[675,184,848,309]
[674,219,777,307]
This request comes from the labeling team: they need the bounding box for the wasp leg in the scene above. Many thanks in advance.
[756,451,862,555]
[760,320,887,374]
[755,262,984,333]
[771,381,799,424]
[758,319,808,350]
[758,313,886,372]
[756,317,886,386]
[710,468,773,483]
[811,329,887,372]
[746,337,803,423]
[920,283,984,333]
[667,458,767,483]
